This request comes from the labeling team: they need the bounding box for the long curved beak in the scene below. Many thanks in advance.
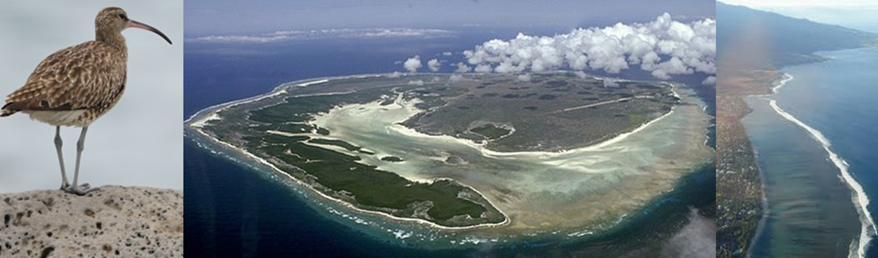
[128,20,173,45]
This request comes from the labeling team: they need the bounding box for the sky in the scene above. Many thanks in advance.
[721,0,878,33]
[186,1,716,84]
[0,1,182,192]
[185,0,716,36]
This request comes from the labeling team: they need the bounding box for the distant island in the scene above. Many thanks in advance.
[186,72,711,235]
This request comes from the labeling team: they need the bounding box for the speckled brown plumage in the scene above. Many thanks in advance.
[1,7,171,127]
[2,40,127,126]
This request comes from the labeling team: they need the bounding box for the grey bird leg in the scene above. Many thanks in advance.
[65,126,93,195]
[54,126,69,189]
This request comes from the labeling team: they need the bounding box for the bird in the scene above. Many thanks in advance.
[0,7,172,195]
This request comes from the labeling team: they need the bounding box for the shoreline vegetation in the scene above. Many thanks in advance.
[184,72,710,233]
[716,68,774,257]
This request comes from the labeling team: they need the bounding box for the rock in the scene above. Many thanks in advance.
[0,186,183,257]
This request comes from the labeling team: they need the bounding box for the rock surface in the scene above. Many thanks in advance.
[0,186,183,257]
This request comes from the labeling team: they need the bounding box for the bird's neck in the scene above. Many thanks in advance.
[95,30,127,52]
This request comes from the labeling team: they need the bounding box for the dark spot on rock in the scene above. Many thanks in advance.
[4,214,9,226]
[39,246,54,258]
[42,198,54,208]
[102,244,112,253]
[84,209,95,217]
[46,232,52,237]
[96,222,102,230]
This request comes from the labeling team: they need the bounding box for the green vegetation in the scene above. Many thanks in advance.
[402,73,677,152]
[470,124,511,140]
[199,77,506,227]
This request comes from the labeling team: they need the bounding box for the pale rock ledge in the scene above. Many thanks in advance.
[0,186,183,257]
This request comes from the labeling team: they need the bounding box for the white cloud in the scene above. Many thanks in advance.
[404,55,422,73]
[427,59,441,72]
[455,62,471,73]
[701,76,716,85]
[462,13,715,81]
[442,52,453,56]
[517,73,532,82]
[474,64,492,73]
[603,78,620,87]
[449,74,464,82]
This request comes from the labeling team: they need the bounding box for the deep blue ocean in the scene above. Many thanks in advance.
[744,48,878,257]
[183,28,716,257]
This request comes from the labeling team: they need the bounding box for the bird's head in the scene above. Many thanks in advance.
[96,7,172,45]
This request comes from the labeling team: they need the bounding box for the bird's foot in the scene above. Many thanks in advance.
[63,183,94,196]
[60,182,70,190]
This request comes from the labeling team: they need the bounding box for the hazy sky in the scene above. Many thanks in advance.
[0,1,182,192]
[185,0,715,36]
[722,0,878,33]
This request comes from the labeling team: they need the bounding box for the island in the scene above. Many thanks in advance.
[186,72,712,235]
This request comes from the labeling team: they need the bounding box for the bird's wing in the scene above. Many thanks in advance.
[2,41,126,114]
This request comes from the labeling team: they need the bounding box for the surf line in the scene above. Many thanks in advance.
[767,96,876,258]
[771,73,794,94]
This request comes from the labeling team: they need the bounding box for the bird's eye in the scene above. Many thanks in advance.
[118,13,127,20]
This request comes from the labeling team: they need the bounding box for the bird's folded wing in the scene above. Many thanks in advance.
[3,41,126,113]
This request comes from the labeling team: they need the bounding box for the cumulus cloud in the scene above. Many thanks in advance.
[449,74,464,82]
[427,59,441,72]
[517,73,531,82]
[474,64,492,73]
[701,76,716,85]
[455,62,471,73]
[404,55,422,73]
[603,78,620,87]
[461,13,715,81]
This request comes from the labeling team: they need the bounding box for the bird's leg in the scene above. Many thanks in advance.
[54,126,70,189]
[65,126,93,195]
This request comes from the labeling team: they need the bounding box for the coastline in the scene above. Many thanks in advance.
[750,72,875,258]
[184,72,710,234]
[743,73,794,256]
